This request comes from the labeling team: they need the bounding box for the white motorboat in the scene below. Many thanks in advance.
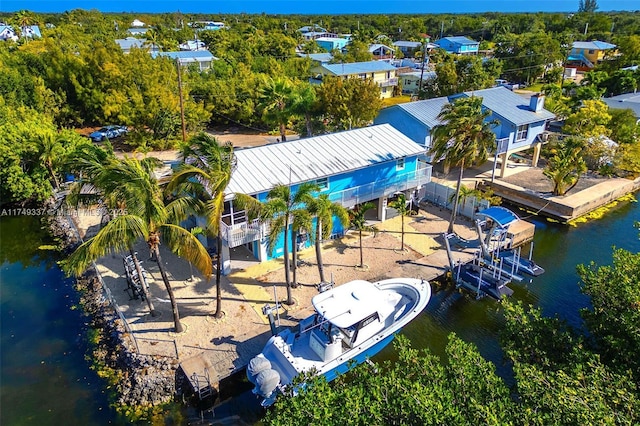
[247,277,431,407]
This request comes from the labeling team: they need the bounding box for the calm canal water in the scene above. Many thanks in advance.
[0,216,118,425]
[1,195,638,424]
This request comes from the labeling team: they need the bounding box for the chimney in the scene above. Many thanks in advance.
[530,93,545,112]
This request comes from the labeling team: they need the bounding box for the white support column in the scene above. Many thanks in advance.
[532,143,542,168]
[220,242,231,276]
[499,152,508,178]
[377,197,387,221]
[258,239,269,262]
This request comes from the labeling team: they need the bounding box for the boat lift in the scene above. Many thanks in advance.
[443,232,514,301]
[474,207,545,279]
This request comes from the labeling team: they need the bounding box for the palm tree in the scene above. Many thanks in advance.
[168,133,237,319]
[259,76,296,142]
[349,202,377,269]
[430,96,497,234]
[260,182,319,305]
[291,83,318,137]
[388,193,411,252]
[307,194,349,283]
[64,157,212,333]
[36,132,64,190]
[290,208,312,289]
[543,137,587,196]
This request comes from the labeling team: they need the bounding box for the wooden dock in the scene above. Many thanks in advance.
[179,354,219,402]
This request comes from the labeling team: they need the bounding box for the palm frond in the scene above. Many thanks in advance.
[162,223,213,279]
[64,215,148,276]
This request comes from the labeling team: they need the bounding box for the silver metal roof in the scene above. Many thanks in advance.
[463,87,555,125]
[393,97,450,128]
[227,124,426,196]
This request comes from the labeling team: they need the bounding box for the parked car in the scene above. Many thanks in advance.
[89,125,128,142]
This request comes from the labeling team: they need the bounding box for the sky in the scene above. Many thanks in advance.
[2,0,638,14]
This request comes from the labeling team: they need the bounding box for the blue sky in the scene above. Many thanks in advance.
[2,0,638,14]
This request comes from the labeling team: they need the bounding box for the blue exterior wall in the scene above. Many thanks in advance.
[254,155,422,261]
[317,38,349,52]
[375,105,548,157]
[374,107,431,147]
[435,39,479,54]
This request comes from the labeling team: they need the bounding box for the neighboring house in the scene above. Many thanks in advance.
[127,27,148,36]
[152,51,216,71]
[0,25,17,41]
[131,19,146,27]
[297,52,333,65]
[398,70,437,95]
[369,43,394,60]
[393,40,422,57]
[190,21,225,31]
[310,60,399,98]
[215,124,431,273]
[434,36,479,55]
[115,37,158,54]
[0,24,41,41]
[298,25,327,34]
[316,37,349,52]
[374,87,555,177]
[567,40,617,69]
[602,92,640,118]
[179,40,206,51]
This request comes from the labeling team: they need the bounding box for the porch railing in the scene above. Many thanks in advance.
[221,166,432,248]
[328,166,432,209]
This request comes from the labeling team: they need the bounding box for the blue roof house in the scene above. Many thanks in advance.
[434,36,479,55]
[374,87,555,178]
[214,124,431,273]
[316,37,350,52]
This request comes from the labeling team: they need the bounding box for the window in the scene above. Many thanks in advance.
[588,49,595,54]
[396,158,405,170]
[516,124,529,141]
[315,177,329,190]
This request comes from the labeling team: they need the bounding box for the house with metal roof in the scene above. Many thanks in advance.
[393,40,422,57]
[398,70,437,95]
[369,44,394,60]
[152,51,216,71]
[602,92,640,118]
[374,87,555,177]
[115,37,159,54]
[215,124,431,273]
[568,40,617,69]
[434,36,479,55]
[297,52,333,65]
[310,60,399,98]
[316,37,350,52]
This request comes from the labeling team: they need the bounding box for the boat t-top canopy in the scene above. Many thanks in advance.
[475,206,520,229]
[312,280,380,329]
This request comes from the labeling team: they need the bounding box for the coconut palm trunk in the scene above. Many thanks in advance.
[358,229,364,267]
[148,233,183,333]
[315,217,326,283]
[130,248,158,316]
[291,227,299,289]
[449,159,466,234]
[282,218,293,304]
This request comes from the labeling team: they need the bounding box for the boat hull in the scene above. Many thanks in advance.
[247,278,431,406]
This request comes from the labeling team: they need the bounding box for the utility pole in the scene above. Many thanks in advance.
[176,58,187,143]
[418,34,430,99]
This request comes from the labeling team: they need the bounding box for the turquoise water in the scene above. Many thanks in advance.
[1,195,638,424]
[0,216,117,425]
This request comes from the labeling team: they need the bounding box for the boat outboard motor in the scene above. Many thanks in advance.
[254,368,280,398]
[247,355,271,385]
